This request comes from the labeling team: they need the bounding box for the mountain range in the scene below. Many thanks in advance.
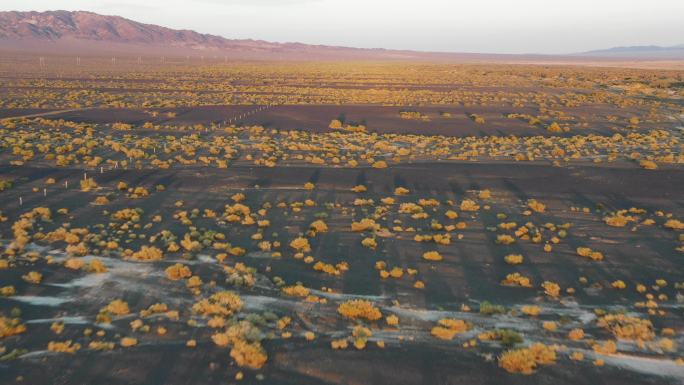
[0,10,682,61]
[578,45,684,59]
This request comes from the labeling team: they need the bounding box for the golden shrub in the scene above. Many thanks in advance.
[0,316,26,338]
[289,237,311,252]
[504,254,524,265]
[48,340,81,353]
[576,247,604,261]
[460,199,480,212]
[129,246,163,261]
[165,263,192,280]
[282,284,310,297]
[597,314,654,341]
[309,219,328,232]
[541,281,560,298]
[527,199,546,213]
[567,328,584,341]
[230,340,267,369]
[351,218,380,232]
[499,343,557,374]
[501,273,532,287]
[422,251,443,261]
[337,299,382,321]
[192,291,243,317]
[431,318,470,340]
[120,337,138,347]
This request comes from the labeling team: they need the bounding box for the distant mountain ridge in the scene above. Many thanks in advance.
[578,44,684,59]
[0,10,332,51]
[0,10,682,62]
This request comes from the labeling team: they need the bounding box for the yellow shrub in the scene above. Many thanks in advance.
[337,300,382,321]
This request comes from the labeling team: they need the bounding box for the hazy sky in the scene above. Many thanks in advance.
[3,0,684,54]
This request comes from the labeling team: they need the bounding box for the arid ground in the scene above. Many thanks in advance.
[0,57,683,385]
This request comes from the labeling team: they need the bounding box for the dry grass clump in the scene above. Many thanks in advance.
[469,114,485,124]
[504,254,524,265]
[281,284,310,297]
[337,299,382,321]
[93,196,110,205]
[394,187,410,195]
[22,271,42,284]
[127,186,150,199]
[361,237,377,249]
[48,340,81,353]
[592,340,617,355]
[496,234,516,245]
[527,199,546,213]
[112,208,141,222]
[431,319,470,340]
[386,314,399,326]
[64,258,85,270]
[567,328,585,341]
[351,325,373,349]
[498,343,557,374]
[0,286,15,296]
[192,291,243,317]
[0,316,26,338]
[372,160,388,169]
[289,237,311,252]
[603,213,631,227]
[165,263,192,280]
[576,247,604,261]
[313,261,347,276]
[309,219,328,232]
[501,273,532,287]
[546,122,565,133]
[422,251,443,261]
[224,263,256,287]
[596,314,654,341]
[103,299,130,315]
[541,281,560,298]
[128,246,164,261]
[351,218,380,232]
[119,337,138,347]
[478,329,523,346]
[96,299,130,323]
[230,340,268,369]
[80,178,98,192]
[399,110,429,121]
[331,339,349,349]
[460,199,480,212]
[520,305,540,316]
[639,159,658,169]
[664,219,684,230]
[0,179,12,192]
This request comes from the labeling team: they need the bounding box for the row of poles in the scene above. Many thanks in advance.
[38,55,233,68]
[16,160,133,206]
[217,104,275,128]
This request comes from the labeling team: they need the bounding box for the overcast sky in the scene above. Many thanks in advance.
[3,0,683,54]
